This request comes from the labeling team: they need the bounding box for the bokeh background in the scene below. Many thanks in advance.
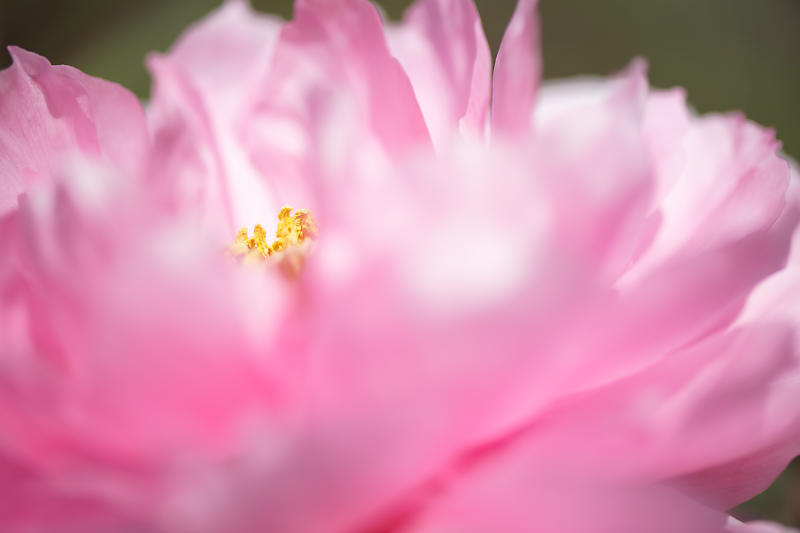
[1,0,799,526]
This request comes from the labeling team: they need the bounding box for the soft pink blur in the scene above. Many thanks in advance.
[1,0,799,532]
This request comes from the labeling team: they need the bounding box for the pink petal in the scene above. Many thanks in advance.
[152,0,281,116]
[146,1,282,233]
[147,57,236,232]
[0,165,295,531]
[491,0,541,136]
[727,518,800,533]
[277,0,430,151]
[594,138,799,383]
[532,60,653,281]
[615,193,796,365]
[673,181,800,508]
[388,0,491,146]
[239,0,433,212]
[402,456,728,533]
[643,87,693,198]
[633,113,791,272]
[381,312,797,528]
[676,440,800,510]
[736,178,800,327]
[513,318,800,504]
[0,48,149,216]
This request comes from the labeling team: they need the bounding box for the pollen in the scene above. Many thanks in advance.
[229,207,318,276]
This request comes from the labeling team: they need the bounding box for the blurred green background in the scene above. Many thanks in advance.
[1,0,799,526]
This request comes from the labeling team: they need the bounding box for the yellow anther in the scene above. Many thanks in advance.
[274,207,318,251]
[228,207,318,276]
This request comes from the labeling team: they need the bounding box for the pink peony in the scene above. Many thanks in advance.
[1,0,799,531]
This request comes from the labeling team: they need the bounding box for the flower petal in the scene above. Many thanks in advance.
[671,181,800,508]
[152,0,281,117]
[0,48,149,216]
[514,318,800,507]
[401,455,728,533]
[277,0,431,151]
[727,518,800,533]
[0,163,296,531]
[635,113,791,270]
[491,0,541,136]
[146,1,282,233]
[598,165,799,382]
[388,0,491,146]
[532,60,653,281]
[239,0,433,211]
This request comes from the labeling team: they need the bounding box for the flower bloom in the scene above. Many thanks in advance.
[1,0,799,532]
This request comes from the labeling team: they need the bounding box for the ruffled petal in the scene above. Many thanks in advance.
[532,60,653,281]
[274,0,430,151]
[0,48,149,216]
[497,317,800,506]
[671,181,800,508]
[633,113,791,272]
[146,1,282,234]
[151,0,281,117]
[0,162,295,531]
[388,0,491,146]
[589,116,799,384]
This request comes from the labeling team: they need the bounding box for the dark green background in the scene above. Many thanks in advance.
[1,0,799,526]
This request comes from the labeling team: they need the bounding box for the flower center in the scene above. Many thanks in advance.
[229,207,318,276]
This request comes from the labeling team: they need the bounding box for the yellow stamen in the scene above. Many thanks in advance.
[228,207,318,276]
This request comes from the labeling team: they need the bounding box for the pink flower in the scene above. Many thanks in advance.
[1,0,799,531]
